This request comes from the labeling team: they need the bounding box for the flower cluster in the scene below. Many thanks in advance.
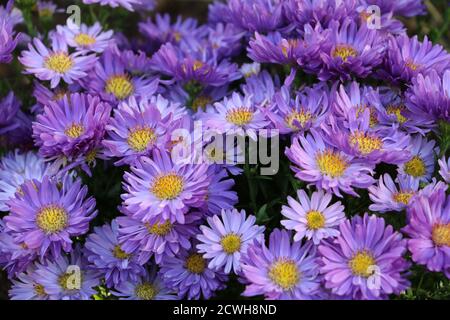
[0,0,449,301]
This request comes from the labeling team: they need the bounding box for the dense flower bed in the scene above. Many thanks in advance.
[0,0,449,300]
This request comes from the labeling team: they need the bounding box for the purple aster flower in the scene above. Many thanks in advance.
[0,219,37,278]
[202,92,269,141]
[4,176,96,258]
[248,32,302,66]
[319,213,410,299]
[56,20,114,54]
[368,174,420,213]
[0,0,20,64]
[377,87,434,135]
[0,92,32,148]
[82,0,143,11]
[84,48,159,104]
[240,70,279,109]
[150,43,241,87]
[112,267,178,300]
[196,208,265,274]
[102,95,178,166]
[325,107,411,165]
[9,264,49,300]
[317,18,385,81]
[207,23,245,60]
[241,229,321,300]
[36,1,59,19]
[160,247,228,300]
[285,129,375,197]
[268,83,329,135]
[281,190,345,245]
[378,35,450,85]
[406,69,450,122]
[283,0,357,28]
[121,150,209,223]
[403,186,450,278]
[139,14,207,53]
[117,211,201,265]
[34,246,101,300]
[397,135,437,183]
[83,219,145,288]
[202,166,238,216]
[19,36,97,88]
[0,150,49,212]
[32,93,111,172]
[227,0,285,33]
[438,156,450,184]
[360,0,425,17]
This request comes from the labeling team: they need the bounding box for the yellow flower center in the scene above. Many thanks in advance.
[405,59,420,71]
[74,33,96,47]
[135,283,158,300]
[356,105,378,127]
[220,233,242,254]
[404,156,426,178]
[45,53,73,73]
[281,39,299,58]
[112,245,130,260]
[39,9,53,18]
[226,107,254,126]
[64,123,85,139]
[268,259,299,290]
[285,110,312,130]
[151,174,184,200]
[332,44,358,62]
[432,224,450,247]
[386,105,407,124]
[58,272,82,290]
[36,205,68,233]
[349,131,383,155]
[34,283,46,297]
[349,251,376,277]
[306,210,325,230]
[146,220,172,236]
[185,254,206,274]
[105,75,134,100]
[174,31,182,42]
[193,60,203,71]
[127,127,157,152]
[191,95,212,112]
[393,192,413,205]
[316,150,348,178]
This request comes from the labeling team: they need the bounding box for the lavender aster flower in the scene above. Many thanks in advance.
[360,0,425,17]
[406,69,450,122]
[319,213,410,299]
[368,174,420,213]
[117,211,201,264]
[0,92,32,147]
[4,176,96,257]
[281,190,345,245]
[19,36,97,88]
[202,92,269,141]
[317,18,385,81]
[378,35,450,85]
[227,0,285,33]
[84,219,145,288]
[403,186,450,278]
[121,150,209,223]
[197,209,265,274]
[32,93,111,171]
[113,267,178,300]
[438,156,450,184]
[9,265,49,300]
[34,246,101,300]
[285,129,375,197]
[102,95,177,166]
[160,247,228,300]
[241,229,321,300]
[397,135,437,183]
[0,150,48,212]
[203,166,238,216]
[57,20,113,54]
[36,1,59,19]
[150,43,241,87]
[0,0,20,64]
